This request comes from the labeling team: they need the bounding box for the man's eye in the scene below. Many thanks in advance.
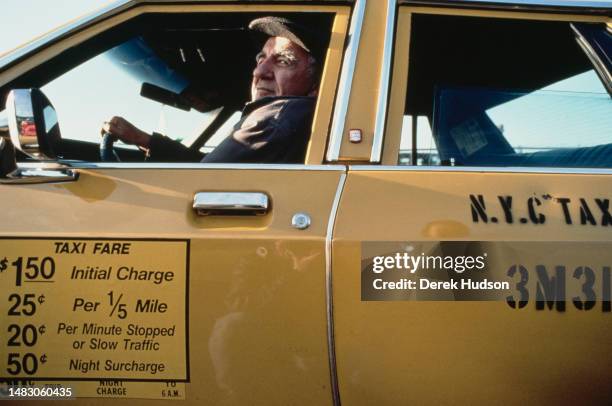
[277,58,291,66]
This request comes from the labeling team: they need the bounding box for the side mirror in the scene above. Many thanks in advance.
[5,88,61,160]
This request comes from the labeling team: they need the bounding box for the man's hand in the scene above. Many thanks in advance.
[101,117,151,148]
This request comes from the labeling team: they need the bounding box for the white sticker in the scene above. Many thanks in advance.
[450,118,488,157]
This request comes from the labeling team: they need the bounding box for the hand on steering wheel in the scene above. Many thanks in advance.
[100,132,121,162]
[100,117,151,162]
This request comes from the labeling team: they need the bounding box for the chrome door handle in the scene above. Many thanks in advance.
[193,192,269,216]
[0,167,78,184]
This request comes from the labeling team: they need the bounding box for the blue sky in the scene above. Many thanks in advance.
[0,0,109,57]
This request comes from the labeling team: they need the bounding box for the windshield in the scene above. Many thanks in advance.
[41,37,218,148]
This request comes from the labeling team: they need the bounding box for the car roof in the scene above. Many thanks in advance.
[0,0,610,72]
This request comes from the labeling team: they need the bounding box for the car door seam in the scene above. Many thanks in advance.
[326,168,348,406]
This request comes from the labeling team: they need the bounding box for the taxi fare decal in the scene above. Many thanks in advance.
[0,238,189,400]
[469,194,612,226]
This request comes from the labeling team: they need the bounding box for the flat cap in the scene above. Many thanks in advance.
[248,16,326,61]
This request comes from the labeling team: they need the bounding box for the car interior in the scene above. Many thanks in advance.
[405,14,612,168]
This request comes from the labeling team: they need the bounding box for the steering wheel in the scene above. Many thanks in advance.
[100,132,121,162]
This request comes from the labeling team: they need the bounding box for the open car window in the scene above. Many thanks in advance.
[398,15,612,168]
[1,11,334,163]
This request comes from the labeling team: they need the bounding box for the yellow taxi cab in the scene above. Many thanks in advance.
[0,0,611,404]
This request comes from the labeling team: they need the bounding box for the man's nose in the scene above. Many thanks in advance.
[253,56,274,79]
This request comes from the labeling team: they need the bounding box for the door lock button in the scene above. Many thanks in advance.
[292,213,311,230]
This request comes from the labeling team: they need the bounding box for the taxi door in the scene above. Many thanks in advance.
[0,165,344,404]
[0,1,352,404]
[330,1,612,405]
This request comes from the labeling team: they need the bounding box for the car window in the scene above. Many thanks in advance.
[397,15,611,168]
[2,11,335,163]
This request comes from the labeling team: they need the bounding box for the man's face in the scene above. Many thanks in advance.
[251,37,317,101]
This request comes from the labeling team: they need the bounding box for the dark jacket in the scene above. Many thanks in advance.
[147,96,316,163]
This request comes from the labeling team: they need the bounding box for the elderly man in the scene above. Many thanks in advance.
[102,17,323,163]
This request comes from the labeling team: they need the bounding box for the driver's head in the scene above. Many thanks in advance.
[248,17,323,101]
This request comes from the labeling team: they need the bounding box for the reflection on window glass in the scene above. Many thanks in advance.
[486,71,610,150]
[433,71,612,168]
[399,67,611,168]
